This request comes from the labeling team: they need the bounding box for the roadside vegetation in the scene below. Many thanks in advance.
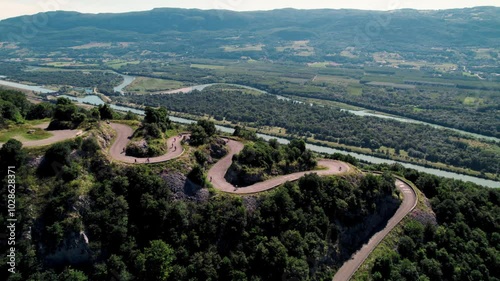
[123,89,500,179]
[355,163,500,281]
[228,137,317,187]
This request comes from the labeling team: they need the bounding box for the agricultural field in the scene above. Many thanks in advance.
[276,40,315,56]
[312,74,360,85]
[124,77,186,94]
[222,44,264,52]
[106,59,141,69]
[70,42,112,49]
[190,63,225,70]
[340,47,359,58]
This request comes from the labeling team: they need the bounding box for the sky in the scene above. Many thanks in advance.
[1,0,499,20]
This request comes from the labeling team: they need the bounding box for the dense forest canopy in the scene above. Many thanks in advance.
[364,163,500,281]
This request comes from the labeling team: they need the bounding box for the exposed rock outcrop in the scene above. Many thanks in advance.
[43,231,92,266]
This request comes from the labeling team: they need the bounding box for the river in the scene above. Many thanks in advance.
[0,78,56,94]
[58,94,499,188]
[2,74,496,143]
[2,79,499,187]
[112,73,136,94]
[160,83,500,143]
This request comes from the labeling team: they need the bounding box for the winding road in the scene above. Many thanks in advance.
[7,121,417,280]
[109,123,186,164]
[205,136,417,280]
[332,178,416,281]
[206,138,351,194]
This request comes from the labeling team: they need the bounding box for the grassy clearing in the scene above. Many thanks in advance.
[449,136,496,150]
[302,97,363,111]
[366,81,416,89]
[347,86,363,96]
[124,77,185,94]
[0,125,52,143]
[314,75,360,85]
[190,63,226,70]
[473,48,495,60]
[107,60,140,69]
[110,120,142,131]
[307,62,330,68]
[463,96,484,105]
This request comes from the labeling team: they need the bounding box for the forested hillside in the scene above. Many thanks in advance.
[0,7,498,62]
[0,114,399,280]
[361,164,500,281]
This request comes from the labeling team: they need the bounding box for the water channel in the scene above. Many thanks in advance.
[1,78,498,187]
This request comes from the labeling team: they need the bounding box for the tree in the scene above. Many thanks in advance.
[197,119,216,137]
[58,268,88,281]
[144,106,170,131]
[289,139,306,153]
[0,139,25,169]
[98,104,114,120]
[53,98,77,121]
[0,90,30,117]
[81,137,100,155]
[189,125,208,146]
[136,240,175,281]
[124,111,139,120]
[26,102,54,120]
[187,165,205,186]
[37,142,71,177]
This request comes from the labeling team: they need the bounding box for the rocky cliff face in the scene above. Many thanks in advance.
[333,195,401,263]
[43,231,92,266]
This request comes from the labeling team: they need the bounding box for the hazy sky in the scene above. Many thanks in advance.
[1,0,499,20]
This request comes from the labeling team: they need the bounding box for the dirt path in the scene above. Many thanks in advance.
[109,123,186,164]
[332,179,417,281]
[207,139,351,194]
[0,122,83,147]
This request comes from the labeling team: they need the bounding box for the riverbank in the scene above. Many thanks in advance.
[2,80,499,187]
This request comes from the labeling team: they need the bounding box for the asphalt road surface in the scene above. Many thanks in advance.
[109,122,186,164]
[0,122,82,147]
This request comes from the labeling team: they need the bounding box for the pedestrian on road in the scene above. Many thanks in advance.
[134,159,137,163]
[210,176,212,182]
[147,158,150,163]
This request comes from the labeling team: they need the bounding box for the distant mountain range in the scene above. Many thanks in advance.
[0,7,498,58]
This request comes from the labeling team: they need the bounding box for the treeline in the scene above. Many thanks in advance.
[121,90,500,175]
[366,163,500,281]
[0,89,57,127]
[313,85,500,139]
[0,63,123,95]
[0,136,398,280]
[0,89,137,130]
[229,138,317,186]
